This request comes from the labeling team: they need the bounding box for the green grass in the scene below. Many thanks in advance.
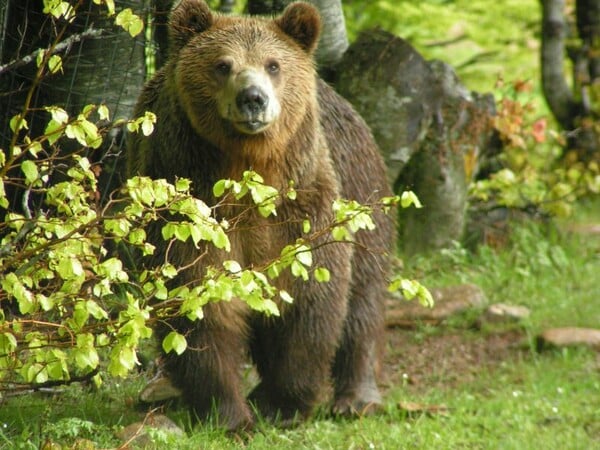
[1,199,599,449]
[410,207,600,333]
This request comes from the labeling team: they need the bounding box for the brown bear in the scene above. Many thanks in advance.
[127,0,394,431]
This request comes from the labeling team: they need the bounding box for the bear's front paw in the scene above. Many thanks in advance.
[247,383,310,428]
[212,402,255,433]
[332,392,383,418]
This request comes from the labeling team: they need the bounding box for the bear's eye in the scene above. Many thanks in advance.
[266,60,280,75]
[215,61,232,76]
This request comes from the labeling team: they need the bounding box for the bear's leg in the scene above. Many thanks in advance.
[331,248,385,416]
[163,310,252,431]
[248,278,349,425]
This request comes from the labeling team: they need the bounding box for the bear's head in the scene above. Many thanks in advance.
[168,0,321,145]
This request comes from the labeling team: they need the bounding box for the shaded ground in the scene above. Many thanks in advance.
[383,327,528,393]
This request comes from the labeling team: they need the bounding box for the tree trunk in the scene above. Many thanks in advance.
[540,0,580,129]
[247,0,293,15]
[153,0,175,70]
[540,0,599,162]
[308,0,348,71]
[576,0,600,83]
[219,0,236,13]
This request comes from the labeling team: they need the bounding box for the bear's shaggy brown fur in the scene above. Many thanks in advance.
[128,0,394,431]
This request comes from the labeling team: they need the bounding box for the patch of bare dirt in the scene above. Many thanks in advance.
[382,328,528,393]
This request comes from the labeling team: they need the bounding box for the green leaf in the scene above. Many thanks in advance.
[223,260,242,273]
[162,331,187,355]
[331,226,349,241]
[27,141,43,157]
[21,160,39,184]
[279,290,294,303]
[302,219,311,234]
[98,104,110,121]
[161,263,178,279]
[109,345,138,376]
[258,203,277,217]
[127,228,146,245]
[262,299,280,316]
[286,186,297,200]
[47,54,63,74]
[106,0,116,15]
[400,190,423,209]
[85,300,108,320]
[115,8,144,37]
[36,49,45,68]
[43,0,75,21]
[45,106,69,124]
[295,245,313,267]
[0,332,18,354]
[0,180,7,208]
[213,179,232,197]
[44,119,64,145]
[314,267,330,283]
[10,114,28,133]
[57,256,84,280]
[291,260,309,281]
[175,178,191,192]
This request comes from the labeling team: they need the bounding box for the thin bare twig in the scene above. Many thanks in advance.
[0,27,103,76]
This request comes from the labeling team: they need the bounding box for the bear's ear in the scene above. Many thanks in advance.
[168,0,213,52]
[275,2,321,54]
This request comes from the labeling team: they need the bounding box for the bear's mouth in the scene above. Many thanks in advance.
[234,120,269,134]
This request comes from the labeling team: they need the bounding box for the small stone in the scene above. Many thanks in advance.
[117,413,184,448]
[483,303,531,323]
[566,223,600,235]
[537,327,600,350]
[139,374,182,403]
[398,401,450,416]
[386,283,486,327]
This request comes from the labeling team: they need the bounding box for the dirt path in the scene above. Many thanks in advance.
[383,328,528,393]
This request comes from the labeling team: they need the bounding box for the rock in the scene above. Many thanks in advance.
[386,283,486,328]
[566,223,600,235]
[537,327,600,350]
[336,30,437,185]
[336,29,497,255]
[117,413,184,448]
[398,401,450,417]
[482,303,531,324]
[139,373,182,403]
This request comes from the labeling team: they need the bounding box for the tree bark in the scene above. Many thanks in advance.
[219,0,236,13]
[576,0,600,82]
[153,0,174,70]
[308,0,348,69]
[540,0,581,130]
[540,0,599,162]
[247,0,293,15]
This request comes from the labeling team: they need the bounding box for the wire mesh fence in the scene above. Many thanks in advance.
[0,0,264,202]
[0,0,160,200]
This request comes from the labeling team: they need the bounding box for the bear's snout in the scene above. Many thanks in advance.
[236,86,269,115]
[218,69,281,134]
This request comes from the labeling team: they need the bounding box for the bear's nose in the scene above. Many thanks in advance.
[236,86,269,115]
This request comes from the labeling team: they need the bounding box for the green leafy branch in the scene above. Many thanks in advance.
[469,80,600,217]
